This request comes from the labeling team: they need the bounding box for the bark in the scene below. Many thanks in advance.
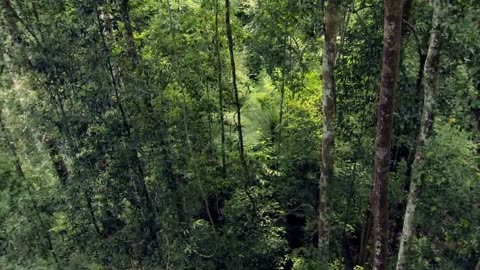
[395,1,444,269]
[45,137,69,185]
[119,0,138,62]
[318,0,338,264]
[357,212,372,266]
[118,0,177,222]
[277,29,288,149]
[225,0,246,171]
[94,2,158,253]
[214,0,227,179]
[371,1,403,269]
[225,0,257,217]
[391,5,428,254]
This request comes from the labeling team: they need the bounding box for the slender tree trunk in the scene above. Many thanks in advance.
[94,2,158,253]
[225,0,257,216]
[371,1,403,269]
[277,25,288,149]
[45,136,102,236]
[225,0,246,171]
[318,0,339,264]
[214,0,227,179]
[118,0,179,224]
[391,1,427,253]
[0,108,59,265]
[395,1,444,269]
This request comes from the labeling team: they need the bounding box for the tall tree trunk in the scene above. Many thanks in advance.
[225,0,257,216]
[318,0,338,264]
[391,1,428,254]
[225,0,246,171]
[118,0,182,225]
[214,0,227,179]
[395,1,444,269]
[371,1,403,269]
[94,2,158,253]
[277,22,288,150]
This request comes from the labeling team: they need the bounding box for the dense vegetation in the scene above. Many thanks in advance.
[0,0,479,269]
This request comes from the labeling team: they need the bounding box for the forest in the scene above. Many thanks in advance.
[0,0,479,269]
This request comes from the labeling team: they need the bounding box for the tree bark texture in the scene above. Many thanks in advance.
[318,0,338,264]
[372,1,403,269]
[225,0,246,172]
[395,1,444,269]
[224,0,257,217]
[120,0,139,62]
[214,0,227,179]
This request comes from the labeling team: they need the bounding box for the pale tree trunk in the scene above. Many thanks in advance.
[318,0,338,264]
[371,0,403,269]
[214,0,227,179]
[395,1,444,269]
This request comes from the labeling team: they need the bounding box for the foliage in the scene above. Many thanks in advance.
[0,0,478,269]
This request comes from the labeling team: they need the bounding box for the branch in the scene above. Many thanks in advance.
[2,0,40,45]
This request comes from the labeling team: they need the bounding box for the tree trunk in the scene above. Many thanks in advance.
[225,0,257,217]
[94,2,158,253]
[0,107,59,265]
[371,1,403,269]
[395,1,444,269]
[318,0,338,264]
[214,0,227,179]
[119,0,138,62]
[45,137,69,185]
[225,0,246,172]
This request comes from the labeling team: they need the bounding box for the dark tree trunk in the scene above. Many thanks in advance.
[225,0,257,217]
[371,1,404,269]
[94,2,158,254]
[225,0,246,171]
[119,0,138,62]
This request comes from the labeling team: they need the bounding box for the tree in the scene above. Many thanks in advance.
[214,0,227,179]
[395,1,445,269]
[318,0,339,265]
[1,0,479,269]
[371,0,404,269]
